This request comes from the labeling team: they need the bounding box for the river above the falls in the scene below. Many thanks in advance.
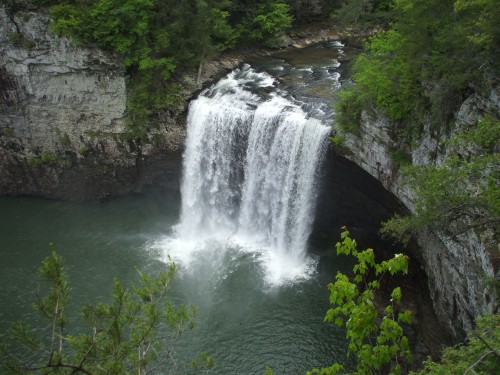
[0,41,367,373]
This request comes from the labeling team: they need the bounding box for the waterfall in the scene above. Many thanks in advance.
[174,65,330,284]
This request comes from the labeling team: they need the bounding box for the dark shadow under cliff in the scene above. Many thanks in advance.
[309,146,454,366]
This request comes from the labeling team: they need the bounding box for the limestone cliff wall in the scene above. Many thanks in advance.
[0,9,127,149]
[0,6,188,200]
[339,90,499,339]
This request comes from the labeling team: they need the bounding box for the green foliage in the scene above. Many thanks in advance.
[335,0,500,137]
[35,250,70,326]
[151,133,166,146]
[454,0,500,52]
[57,131,71,146]
[331,0,373,27]
[78,144,91,155]
[330,133,353,155]
[0,250,212,374]
[85,129,100,138]
[191,352,216,371]
[239,0,293,45]
[412,314,500,375]
[41,151,58,163]
[382,117,500,243]
[353,30,417,122]
[49,0,166,72]
[27,151,58,166]
[308,229,412,375]
[264,365,275,375]
[334,85,365,134]
[27,156,43,166]
[7,32,36,48]
[3,127,15,137]
[388,146,411,167]
[331,0,395,32]
[48,4,82,40]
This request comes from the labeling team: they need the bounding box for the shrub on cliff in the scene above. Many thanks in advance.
[308,229,413,375]
[411,314,500,375]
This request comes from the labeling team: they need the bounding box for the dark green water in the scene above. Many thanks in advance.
[0,192,352,374]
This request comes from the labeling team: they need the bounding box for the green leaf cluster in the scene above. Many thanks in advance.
[308,228,412,375]
[331,0,394,33]
[239,0,293,46]
[333,85,365,135]
[7,32,36,48]
[0,250,211,374]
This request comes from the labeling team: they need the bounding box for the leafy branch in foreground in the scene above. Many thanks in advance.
[382,117,500,243]
[411,313,500,375]
[308,228,412,375]
[0,250,214,374]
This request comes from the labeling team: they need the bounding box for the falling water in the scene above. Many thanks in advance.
[171,65,330,285]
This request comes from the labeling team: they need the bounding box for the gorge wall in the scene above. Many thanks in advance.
[338,91,499,339]
[0,4,497,342]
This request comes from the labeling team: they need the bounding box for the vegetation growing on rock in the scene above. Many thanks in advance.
[382,117,500,243]
[334,0,500,135]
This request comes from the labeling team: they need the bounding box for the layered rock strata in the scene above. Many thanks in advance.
[0,6,187,199]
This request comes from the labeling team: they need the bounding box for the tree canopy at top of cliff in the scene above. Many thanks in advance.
[335,0,500,135]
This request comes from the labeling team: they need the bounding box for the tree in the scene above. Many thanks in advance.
[0,250,214,374]
[330,0,394,34]
[308,228,413,375]
[239,0,293,46]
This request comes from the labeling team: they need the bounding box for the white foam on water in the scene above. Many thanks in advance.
[331,59,341,68]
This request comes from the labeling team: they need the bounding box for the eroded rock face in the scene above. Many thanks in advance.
[338,90,499,339]
[0,6,186,200]
[0,8,127,148]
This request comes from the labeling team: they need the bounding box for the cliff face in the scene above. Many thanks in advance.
[339,90,499,339]
[0,6,188,200]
